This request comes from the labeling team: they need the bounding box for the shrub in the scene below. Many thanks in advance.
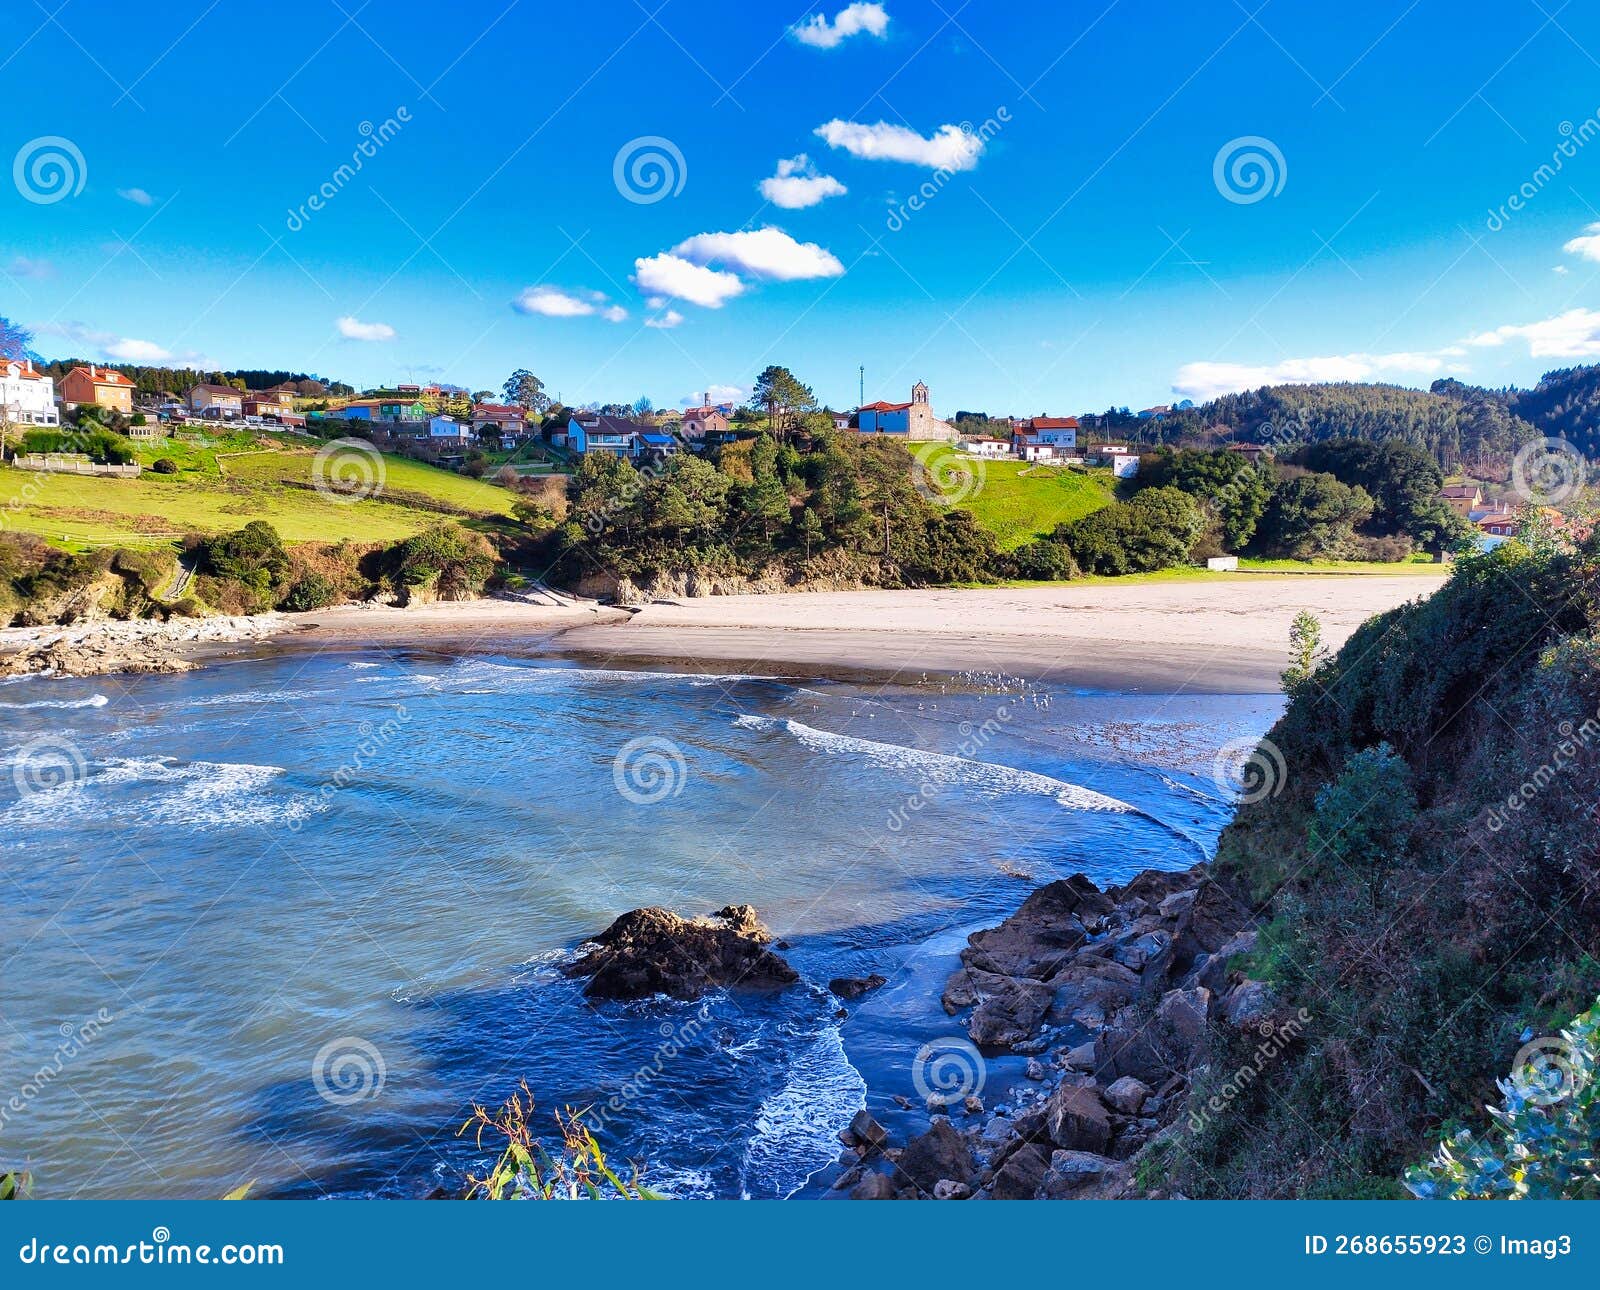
[1059,486,1204,575]
[1005,538,1076,581]
[280,571,339,612]
[152,457,179,474]
[1407,997,1600,1199]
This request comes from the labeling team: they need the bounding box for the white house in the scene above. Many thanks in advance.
[0,358,59,428]
[961,437,1012,458]
[1011,416,1078,459]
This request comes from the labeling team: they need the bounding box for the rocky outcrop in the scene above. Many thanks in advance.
[562,904,798,1002]
[0,613,285,678]
[845,864,1282,1200]
[829,974,887,1000]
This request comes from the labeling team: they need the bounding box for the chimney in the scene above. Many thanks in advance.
[90,363,97,378]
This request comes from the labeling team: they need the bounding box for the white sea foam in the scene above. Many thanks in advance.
[741,1024,866,1199]
[0,693,109,710]
[418,658,779,691]
[187,688,323,708]
[736,715,1134,813]
[4,756,325,830]
[346,661,383,670]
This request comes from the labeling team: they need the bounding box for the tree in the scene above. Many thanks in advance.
[752,365,815,441]
[795,506,824,559]
[633,396,654,417]
[1281,610,1326,694]
[502,369,550,413]
[1060,487,1205,575]
[1256,474,1375,559]
[741,435,790,543]
[0,315,35,361]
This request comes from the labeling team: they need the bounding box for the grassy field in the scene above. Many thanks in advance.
[1,430,522,550]
[942,458,1118,549]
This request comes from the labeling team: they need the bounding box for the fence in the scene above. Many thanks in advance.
[11,454,142,477]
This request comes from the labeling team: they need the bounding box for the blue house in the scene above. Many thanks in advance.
[565,413,649,457]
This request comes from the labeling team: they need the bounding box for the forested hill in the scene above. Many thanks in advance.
[1499,365,1600,457]
[1152,381,1535,470]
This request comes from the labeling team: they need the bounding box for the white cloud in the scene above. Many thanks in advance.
[1172,351,1457,401]
[633,253,745,308]
[337,316,396,341]
[512,286,626,322]
[7,255,53,280]
[1562,222,1600,262]
[791,2,889,49]
[759,154,847,209]
[33,320,211,367]
[685,384,745,406]
[117,187,154,206]
[1465,308,1600,359]
[671,227,844,281]
[645,309,685,330]
[815,118,983,170]
[1554,264,1571,275]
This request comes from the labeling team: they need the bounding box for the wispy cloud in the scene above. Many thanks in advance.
[791,2,889,49]
[633,253,745,308]
[671,228,844,281]
[117,187,155,206]
[7,255,54,280]
[337,316,396,341]
[1562,222,1600,262]
[33,320,211,366]
[759,155,847,209]
[645,308,685,329]
[512,285,627,322]
[1465,307,1600,359]
[814,119,983,170]
[1172,351,1459,401]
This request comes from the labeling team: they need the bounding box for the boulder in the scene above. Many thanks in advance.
[830,973,888,1000]
[1041,1150,1121,1198]
[563,904,798,1001]
[849,1109,889,1152]
[1195,928,1259,994]
[849,1170,896,1200]
[989,1142,1051,1199]
[1094,987,1211,1086]
[1171,882,1244,974]
[1223,979,1277,1031]
[965,972,1055,1047]
[1044,1083,1111,1154]
[1103,1075,1152,1115]
[1045,958,1140,1027]
[1111,930,1169,974]
[1109,869,1195,912]
[941,968,980,1014]
[933,1179,972,1200]
[1024,1058,1047,1081]
[960,877,1111,979]
[895,1119,976,1196]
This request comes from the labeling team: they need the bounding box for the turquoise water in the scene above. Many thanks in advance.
[0,651,1277,1198]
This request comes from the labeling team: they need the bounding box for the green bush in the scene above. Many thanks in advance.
[280,571,339,612]
[1059,486,1204,575]
[152,457,179,474]
[1407,998,1600,1199]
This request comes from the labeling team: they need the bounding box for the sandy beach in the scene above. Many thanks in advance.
[254,572,1445,693]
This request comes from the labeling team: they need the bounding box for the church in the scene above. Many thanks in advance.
[855,381,957,441]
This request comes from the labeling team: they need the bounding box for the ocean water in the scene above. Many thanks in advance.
[0,651,1279,1199]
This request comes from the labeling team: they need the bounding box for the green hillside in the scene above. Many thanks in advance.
[952,460,1118,549]
[2,430,521,551]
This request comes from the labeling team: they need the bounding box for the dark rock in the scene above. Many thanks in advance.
[830,973,888,999]
[849,1109,889,1152]
[1171,882,1245,974]
[1046,958,1140,1028]
[1222,978,1276,1031]
[933,1179,972,1200]
[1195,928,1259,994]
[849,1170,896,1200]
[1103,1075,1152,1114]
[1024,1058,1047,1081]
[832,1165,863,1190]
[965,972,1055,1047]
[1041,1150,1122,1198]
[895,1119,976,1196]
[941,968,980,1014]
[1109,869,1195,912]
[563,904,797,1001]
[960,877,1110,980]
[990,1142,1051,1199]
[1045,1083,1111,1154]
[1094,987,1212,1085]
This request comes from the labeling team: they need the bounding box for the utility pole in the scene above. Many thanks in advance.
[859,365,864,408]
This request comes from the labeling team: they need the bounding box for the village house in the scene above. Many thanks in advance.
[961,436,1013,458]
[0,358,59,428]
[564,412,651,457]
[856,381,957,441]
[681,396,730,442]
[187,383,245,417]
[326,397,428,423]
[1226,442,1270,465]
[61,364,136,414]
[635,431,679,461]
[1091,443,1142,477]
[1012,415,1079,460]
[1440,483,1483,517]
[471,403,534,444]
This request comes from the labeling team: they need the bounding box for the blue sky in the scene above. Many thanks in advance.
[6,0,1600,414]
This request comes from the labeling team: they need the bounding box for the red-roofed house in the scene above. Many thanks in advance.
[60,364,135,414]
[1012,415,1079,461]
[471,403,534,443]
[856,382,957,440]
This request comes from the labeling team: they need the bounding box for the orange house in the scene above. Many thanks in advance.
[59,364,136,415]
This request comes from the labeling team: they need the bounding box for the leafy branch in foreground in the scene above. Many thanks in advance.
[459,1081,658,1199]
[1,1171,31,1200]
[1406,996,1600,1199]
